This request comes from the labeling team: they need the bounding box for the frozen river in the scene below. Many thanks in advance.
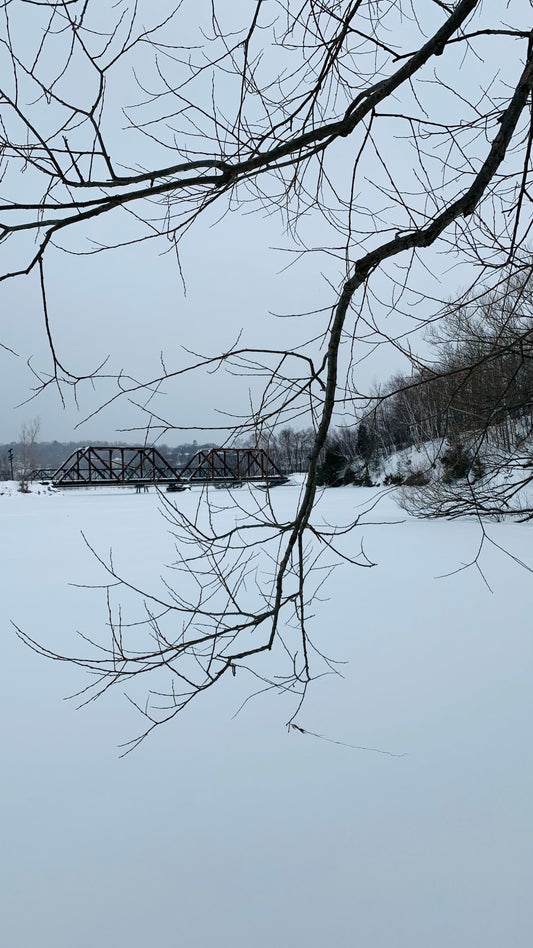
[1,480,531,947]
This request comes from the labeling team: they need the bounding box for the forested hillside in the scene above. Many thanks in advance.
[312,269,533,517]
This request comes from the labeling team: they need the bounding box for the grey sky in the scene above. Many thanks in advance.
[4,0,524,444]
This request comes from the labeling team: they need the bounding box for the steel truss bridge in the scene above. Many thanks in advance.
[29,468,57,480]
[52,446,180,487]
[50,446,285,488]
[178,447,284,485]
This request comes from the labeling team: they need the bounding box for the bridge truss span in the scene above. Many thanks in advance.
[52,446,181,488]
[179,447,285,485]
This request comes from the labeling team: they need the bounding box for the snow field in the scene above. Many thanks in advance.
[1,481,531,948]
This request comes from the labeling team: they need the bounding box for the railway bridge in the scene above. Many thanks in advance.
[50,446,286,488]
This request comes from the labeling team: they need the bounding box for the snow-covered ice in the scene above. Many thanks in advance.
[1,481,531,947]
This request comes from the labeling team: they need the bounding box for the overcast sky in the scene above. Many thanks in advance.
[0,0,462,445]
[0,0,529,448]
[0,170,422,445]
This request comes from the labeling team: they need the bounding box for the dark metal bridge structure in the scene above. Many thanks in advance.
[50,446,180,488]
[50,446,286,489]
[29,468,57,481]
[177,447,285,486]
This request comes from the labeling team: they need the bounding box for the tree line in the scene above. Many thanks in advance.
[376,271,533,456]
[310,268,533,491]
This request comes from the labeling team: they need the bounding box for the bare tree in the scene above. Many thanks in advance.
[18,417,41,490]
[427,270,533,445]
[370,263,533,516]
[4,1,533,746]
